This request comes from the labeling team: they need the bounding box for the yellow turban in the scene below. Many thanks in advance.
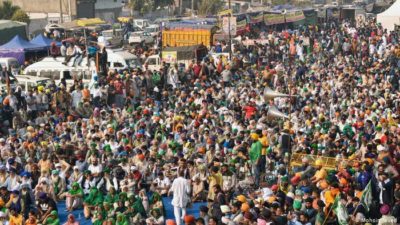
[250,133,259,140]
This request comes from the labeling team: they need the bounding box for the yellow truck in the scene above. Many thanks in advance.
[162,29,214,48]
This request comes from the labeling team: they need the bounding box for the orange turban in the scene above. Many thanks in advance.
[137,154,145,161]
[2,98,9,105]
[184,215,195,223]
[241,203,250,212]
[166,220,176,225]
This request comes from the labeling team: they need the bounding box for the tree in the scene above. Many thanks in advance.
[293,0,312,8]
[198,0,223,16]
[129,0,153,15]
[129,0,144,12]
[271,0,288,6]
[11,9,30,24]
[0,1,20,20]
[153,0,174,10]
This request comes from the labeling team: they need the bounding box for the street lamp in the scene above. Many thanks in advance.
[282,9,287,30]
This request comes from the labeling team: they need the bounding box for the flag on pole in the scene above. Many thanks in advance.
[333,195,349,225]
[360,180,372,211]
[6,70,10,95]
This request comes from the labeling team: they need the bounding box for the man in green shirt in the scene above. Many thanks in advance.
[249,133,262,187]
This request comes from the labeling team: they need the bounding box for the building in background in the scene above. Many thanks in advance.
[95,0,124,22]
[0,0,78,22]
[0,0,123,35]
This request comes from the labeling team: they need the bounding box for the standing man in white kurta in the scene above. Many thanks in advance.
[169,169,191,225]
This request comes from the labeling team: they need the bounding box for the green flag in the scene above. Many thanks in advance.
[360,180,372,211]
[333,195,349,225]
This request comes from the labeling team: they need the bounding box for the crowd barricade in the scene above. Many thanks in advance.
[290,153,355,170]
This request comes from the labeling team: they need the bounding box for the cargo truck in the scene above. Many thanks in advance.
[161,27,217,48]
[144,45,208,71]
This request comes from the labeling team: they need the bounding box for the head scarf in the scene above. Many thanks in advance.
[84,187,103,206]
[149,192,161,205]
[104,188,119,204]
[129,195,146,217]
[44,210,59,225]
[68,182,83,196]
[116,213,129,225]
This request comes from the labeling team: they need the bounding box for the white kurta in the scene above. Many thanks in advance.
[170,177,190,208]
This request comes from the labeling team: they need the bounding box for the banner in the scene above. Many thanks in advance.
[242,39,269,46]
[285,11,305,23]
[222,16,237,35]
[162,51,177,64]
[250,12,264,24]
[218,9,233,17]
[264,13,285,25]
[236,18,247,33]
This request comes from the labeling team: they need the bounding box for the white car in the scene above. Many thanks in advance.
[144,25,160,37]
[0,75,51,93]
[128,32,154,45]
[15,75,51,92]
[0,76,18,93]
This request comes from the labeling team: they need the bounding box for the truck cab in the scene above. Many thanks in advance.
[144,25,160,37]
[144,55,162,71]
[133,19,150,30]
[101,29,123,41]
[128,32,154,45]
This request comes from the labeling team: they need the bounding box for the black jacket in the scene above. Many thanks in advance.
[379,179,394,206]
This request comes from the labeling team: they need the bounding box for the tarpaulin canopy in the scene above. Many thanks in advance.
[76,18,106,27]
[0,20,27,45]
[118,17,132,23]
[0,35,45,51]
[30,34,61,48]
[377,0,400,31]
[62,18,106,29]
[0,35,46,64]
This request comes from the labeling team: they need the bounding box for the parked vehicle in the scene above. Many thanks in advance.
[23,57,92,88]
[107,48,141,70]
[0,57,19,69]
[132,19,150,30]
[162,28,214,48]
[101,29,123,41]
[0,75,17,92]
[14,75,51,92]
[23,49,141,85]
[0,57,20,75]
[144,45,208,71]
[128,32,154,45]
[144,24,160,37]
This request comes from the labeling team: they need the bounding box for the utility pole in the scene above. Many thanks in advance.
[179,0,182,16]
[67,0,72,22]
[282,9,287,30]
[228,0,232,60]
[84,28,90,72]
[59,0,64,23]
[191,0,194,17]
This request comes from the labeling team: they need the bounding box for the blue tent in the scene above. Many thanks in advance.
[30,34,61,48]
[0,35,46,64]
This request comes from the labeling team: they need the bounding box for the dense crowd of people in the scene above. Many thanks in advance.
[0,15,399,225]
